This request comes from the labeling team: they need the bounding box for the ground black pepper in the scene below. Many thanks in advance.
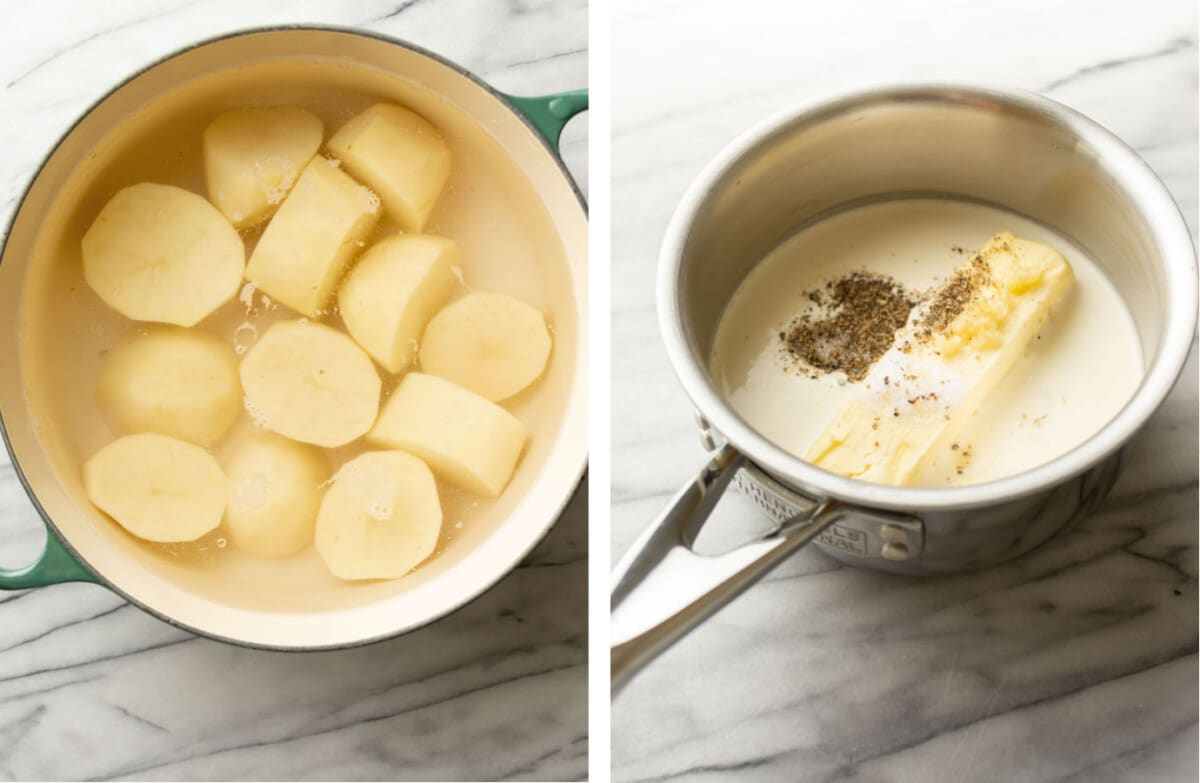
[780,242,999,381]
[781,272,916,382]
[915,250,993,340]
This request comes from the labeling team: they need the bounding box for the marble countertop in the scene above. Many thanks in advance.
[0,1,587,780]
[612,1,1197,781]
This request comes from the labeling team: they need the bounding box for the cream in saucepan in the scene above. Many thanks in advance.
[710,198,1143,487]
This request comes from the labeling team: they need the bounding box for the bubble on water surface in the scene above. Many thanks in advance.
[239,281,257,309]
[361,188,381,215]
[256,156,297,205]
[233,322,258,355]
[244,396,270,428]
[366,499,393,520]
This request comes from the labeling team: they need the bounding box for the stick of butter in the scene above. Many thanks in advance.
[804,232,1074,486]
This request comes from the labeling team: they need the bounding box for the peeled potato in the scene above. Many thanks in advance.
[83,433,226,543]
[338,234,459,372]
[368,373,527,497]
[326,103,451,232]
[203,107,324,228]
[240,319,381,447]
[245,157,381,317]
[82,183,244,326]
[224,432,327,557]
[97,326,241,446]
[419,292,551,401]
[314,450,442,581]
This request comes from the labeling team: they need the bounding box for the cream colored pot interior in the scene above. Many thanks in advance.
[0,30,587,647]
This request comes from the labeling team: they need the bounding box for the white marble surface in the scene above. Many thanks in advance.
[0,1,587,780]
[612,1,1197,781]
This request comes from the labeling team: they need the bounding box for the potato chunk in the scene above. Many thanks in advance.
[338,234,459,372]
[368,372,527,497]
[419,291,551,401]
[240,319,381,447]
[315,450,442,581]
[224,432,328,557]
[82,183,244,326]
[203,107,324,228]
[245,157,381,317]
[97,326,241,446]
[83,433,226,543]
[326,104,451,232]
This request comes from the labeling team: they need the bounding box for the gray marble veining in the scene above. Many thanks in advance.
[611,1,1197,781]
[0,1,587,780]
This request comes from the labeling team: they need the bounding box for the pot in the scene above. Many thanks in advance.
[0,27,588,649]
[612,83,1196,690]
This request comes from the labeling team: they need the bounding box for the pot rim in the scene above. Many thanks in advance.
[0,24,588,650]
[658,80,1197,513]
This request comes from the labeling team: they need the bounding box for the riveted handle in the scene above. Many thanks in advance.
[505,89,588,152]
[0,527,97,589]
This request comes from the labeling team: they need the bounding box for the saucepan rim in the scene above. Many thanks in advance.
[658,80,1196,513]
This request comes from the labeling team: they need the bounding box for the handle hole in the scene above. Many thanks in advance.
[688,476,780,556]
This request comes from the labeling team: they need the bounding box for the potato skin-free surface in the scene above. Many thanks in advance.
[83,433,227,543]
[82,183,244,327]
[97,326,241,446]
[327,103,451,232]
[245,157,380,317]
[203,106,324,228]
[315,450,442,580]
[419,291,552,401]
[338,234,460,372]
[240,319,381,448]
[224,432,328,557]
[369,372,528,497]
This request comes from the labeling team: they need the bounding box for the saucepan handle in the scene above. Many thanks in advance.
[611,445,845,693]
[0,525,98,589]
[505,89,589,153]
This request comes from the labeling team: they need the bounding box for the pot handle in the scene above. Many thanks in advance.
[505,89,588,152]
[611,445,846,693]
[0,526,98,589]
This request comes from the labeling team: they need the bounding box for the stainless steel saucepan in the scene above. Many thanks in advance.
[612,83,1197,690]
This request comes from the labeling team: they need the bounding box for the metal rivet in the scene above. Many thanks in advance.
[882,542,909,561]
[880,523,909,544]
